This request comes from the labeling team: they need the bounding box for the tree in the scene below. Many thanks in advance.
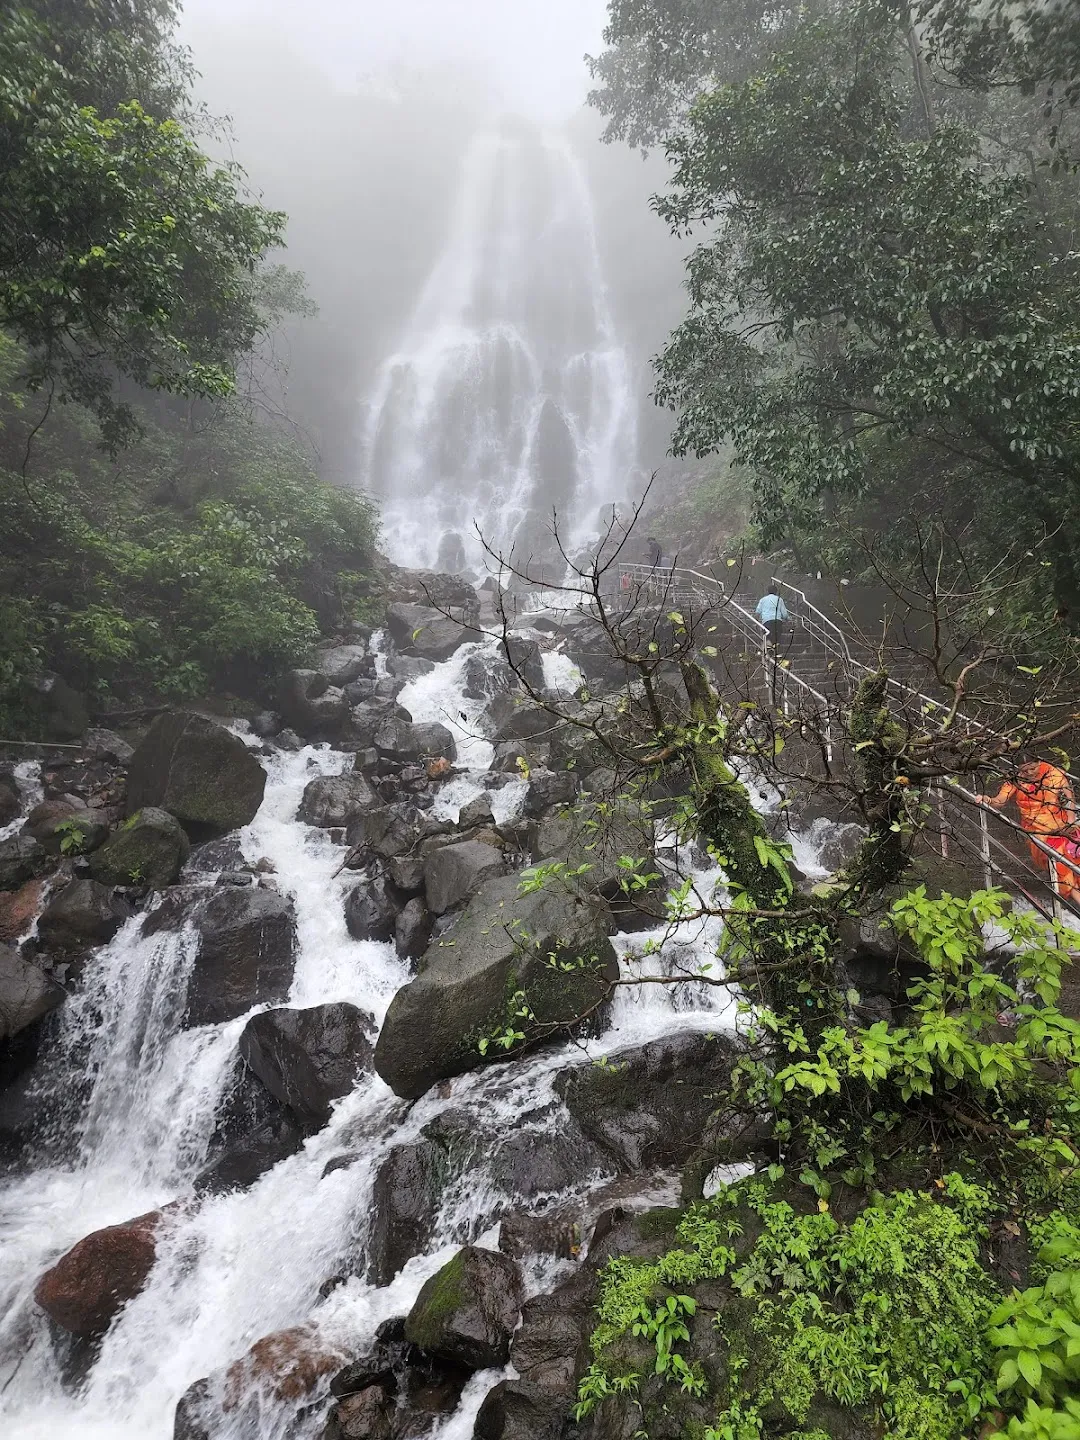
[591,0,1080,626]
[0,5,292,448]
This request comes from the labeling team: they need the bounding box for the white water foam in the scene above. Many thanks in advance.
[360,122,641,573]
[0,639,845,1439]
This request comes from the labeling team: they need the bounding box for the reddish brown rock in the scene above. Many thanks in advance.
[0,877,45,944]
[426,757,453,780]
[34,1208,164,1336]
[225,1325,347,1405]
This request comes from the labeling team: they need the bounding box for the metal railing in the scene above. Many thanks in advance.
[618,562,1080,918]
[615,562,837,757]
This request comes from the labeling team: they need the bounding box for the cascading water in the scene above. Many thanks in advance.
[0,634,765,1440]
[361,123,641,574]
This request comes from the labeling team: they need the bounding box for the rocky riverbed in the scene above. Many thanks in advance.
[0,565,872,1440]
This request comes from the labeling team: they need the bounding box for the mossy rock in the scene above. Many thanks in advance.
[88,807,190,888]
[126,711,266,841]
[404,1245,523,1370]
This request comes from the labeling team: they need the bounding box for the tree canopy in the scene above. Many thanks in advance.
[0,2,289,448]
[592,0,1080,626]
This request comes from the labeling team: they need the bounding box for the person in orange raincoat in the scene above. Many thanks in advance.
[979,760,1080,903]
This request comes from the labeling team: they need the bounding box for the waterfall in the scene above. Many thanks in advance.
[360,122,640,574]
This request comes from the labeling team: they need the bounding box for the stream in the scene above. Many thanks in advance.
[0,634,840,1439]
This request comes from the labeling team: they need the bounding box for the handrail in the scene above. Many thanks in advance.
[770,577,854,666]
[616,560,1080,909]
[615,561,835,751]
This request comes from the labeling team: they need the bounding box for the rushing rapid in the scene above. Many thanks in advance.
[0,633,767,1440]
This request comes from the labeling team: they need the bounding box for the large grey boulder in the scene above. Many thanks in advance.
[0,943,65,1039]
[404,1245,522,1370]
[298,773,378,829]
[554,1031,743,1173]
[237,1003,374,1133]
[126,712,266,841]
[366,1139,449,1285]
[313,645,370,687]
[474,1381,566,1440]
[0,834,47,891]
[22,796,107,855]
[37,880,133,951]
[422,840,505,915]
[143,886,296,1026]
[386,603,480,662]
[373,872,618,1099]
[533,797,663,931]
[344,874,399,942]
[278,669,350,738]
[489,696,553,743]
[88,807,190,888]
[373,720,456,764]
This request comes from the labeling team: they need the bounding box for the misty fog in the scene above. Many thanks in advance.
[179,0,686,565]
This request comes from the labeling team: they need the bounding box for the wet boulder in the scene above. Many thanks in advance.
[279,669,350,738]
[395,898,432,961]
[84,728,135,764]
[0,876,46,944]
[144,886,296,1026]
[386,603,479,662]
[345,699,414,751]
[226,1324,348,1405]
[37,879,133,951]
[387,653,438,685]
[422,839,504,915]
[367,1139,450,1285]
[457,794,495,829]
[23,796,108,856]
[494,740,550,774]
[314,645,371,687]
[373,872,618,1100]
[34,1208,165,1336]
[474,1381,566,1440]
[489,697,552,743]
[554,1031,743,1173]
[238,1003,374,1133]
[126,712,266,841]
[373,720,457,765]
[0,776,20,827]
[0,833,48,891]
[506,1269,596,1406]
[522,769,578,818]
[345,874,400,942]
[0,942,65,1039]
[196,1065,303,1194]
[499,635,546,693]
[88,807,190,889]
[344,805,427,863]
[532,798,663,931]
[404,1246,523,1370]
[298,772,379,828]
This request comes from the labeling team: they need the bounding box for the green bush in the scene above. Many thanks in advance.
[0,391,379,725]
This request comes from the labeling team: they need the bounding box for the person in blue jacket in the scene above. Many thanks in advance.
[755,585,789,649]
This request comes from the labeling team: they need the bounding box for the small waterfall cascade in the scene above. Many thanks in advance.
[360,122,640,574]
[0,633,851,1438]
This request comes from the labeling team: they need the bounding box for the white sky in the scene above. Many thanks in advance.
[178,0,611,119]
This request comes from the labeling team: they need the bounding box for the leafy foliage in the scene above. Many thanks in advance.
[0,389,378,723]
[0,3,294,448]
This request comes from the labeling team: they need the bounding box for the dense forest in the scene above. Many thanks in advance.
[5,5,1080,1440]
[0,0,377,735]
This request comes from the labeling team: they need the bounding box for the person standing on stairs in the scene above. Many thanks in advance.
[755,585,789,650]
[977,759,1080,906]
